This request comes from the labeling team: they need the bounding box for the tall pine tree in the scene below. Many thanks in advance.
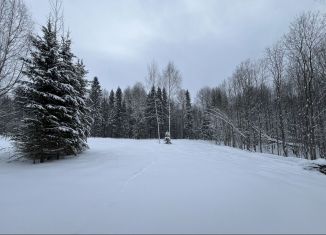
[184,90,194,139]
[121,99,129,138]
[145,86,157,138]
[89,77,102,137]
[113,87,123,138]
[161,88,169,134]
[156,87,164,138]
[101,91,110,137]
[107,90,115,137]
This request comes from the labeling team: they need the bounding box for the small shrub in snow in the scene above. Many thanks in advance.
[165,132,172,144]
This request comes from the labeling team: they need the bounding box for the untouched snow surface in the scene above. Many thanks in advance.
[0,138,326,234]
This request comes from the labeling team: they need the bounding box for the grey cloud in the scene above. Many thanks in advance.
[24,0,325,96]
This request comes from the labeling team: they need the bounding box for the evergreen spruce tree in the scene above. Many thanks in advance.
[101,92,110,137]
[108,90,115,137]
[126,104,134,138]
[14,20,88,162]
[89,77,102,137]
[145,86,157,138]
[58,35,85,154]
[121,99,129,138]
[0,96,15,136]
[75,60,92,149]
[184,90,194,139]
[113,87,123,138]
[162,88,169,134]
[156,87,163,138]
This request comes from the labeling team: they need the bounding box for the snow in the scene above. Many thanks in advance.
[0,137,326,234]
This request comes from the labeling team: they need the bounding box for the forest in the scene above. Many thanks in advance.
[0,0,325,162]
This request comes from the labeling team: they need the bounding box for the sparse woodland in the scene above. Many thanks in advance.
[0,0,325,162]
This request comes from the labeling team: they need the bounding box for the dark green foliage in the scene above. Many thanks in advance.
[161,88,169,134]
[145,86,157,138]
[74,60,92,150]
[0,96,16,136]
[101,93,110,137]
[13,20,90,162]
[113,87,123,138]
[184,90,193,139]
[89,77,102,137]
[107,90,115,137]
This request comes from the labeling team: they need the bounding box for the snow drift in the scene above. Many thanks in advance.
[0,137,326,234]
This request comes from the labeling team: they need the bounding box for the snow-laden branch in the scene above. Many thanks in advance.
[206,108,246,138]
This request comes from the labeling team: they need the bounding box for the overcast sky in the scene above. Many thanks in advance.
[24,0,325,95]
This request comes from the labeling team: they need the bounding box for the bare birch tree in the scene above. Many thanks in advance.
[162,62,182,138]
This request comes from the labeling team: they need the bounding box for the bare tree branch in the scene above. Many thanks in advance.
[0,0,33,98]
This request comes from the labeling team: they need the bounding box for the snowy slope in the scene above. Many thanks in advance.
[0,138,326,234]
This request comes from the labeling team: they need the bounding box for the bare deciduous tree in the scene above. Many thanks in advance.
[49,0,64,35]
[285,11,326,160]
[146,61,161,143]
[266,41,288,156]
[162,62,182,136]
[0,0,32,98]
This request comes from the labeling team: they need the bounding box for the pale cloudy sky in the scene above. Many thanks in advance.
[24,0,325,95]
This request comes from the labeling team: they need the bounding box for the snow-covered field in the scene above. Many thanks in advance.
[0,137,326,234]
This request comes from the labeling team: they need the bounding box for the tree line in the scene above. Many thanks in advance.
[196,12,326,160]
[85,11,326,160]
[87,61,193,141]
[0,0,325,162]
